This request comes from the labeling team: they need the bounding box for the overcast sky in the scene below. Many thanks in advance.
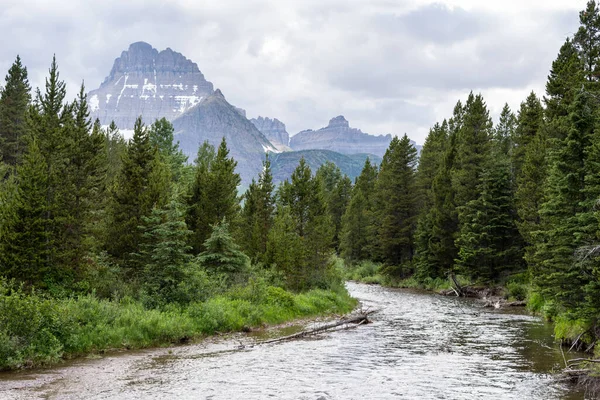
[0,0,585,144]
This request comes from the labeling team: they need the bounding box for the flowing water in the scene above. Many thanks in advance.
[0,282,588,399]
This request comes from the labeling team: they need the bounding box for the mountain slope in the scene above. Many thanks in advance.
[172,89,276,187]
[250,116,291,151]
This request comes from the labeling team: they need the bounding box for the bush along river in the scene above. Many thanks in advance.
[0,282,588,399]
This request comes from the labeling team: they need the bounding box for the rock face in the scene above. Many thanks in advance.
[88,42,214,129]
[172,89,277,188]
[250,117,290,151]
[289,116,393,158]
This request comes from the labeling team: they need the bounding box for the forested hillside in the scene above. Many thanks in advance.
[3,0,600,377]
[340,1,600,352]
[0,57,356,370]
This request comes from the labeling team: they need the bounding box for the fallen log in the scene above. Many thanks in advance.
[259,311,378,345]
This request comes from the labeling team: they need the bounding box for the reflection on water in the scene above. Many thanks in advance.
[0,282,587,399]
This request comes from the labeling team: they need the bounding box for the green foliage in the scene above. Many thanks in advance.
[149,117,188,183]
[186,138,241,253]
[339,158,378,263]
[0,140,52,286]
[0,277,355,370]
[198,219,250,280]
[269,158,335,290]
[0,55,31,166]
[106,117,168,267]
[239,155,275,261]
[373,134,418,271]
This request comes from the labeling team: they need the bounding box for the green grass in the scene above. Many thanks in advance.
[0,280,356,370]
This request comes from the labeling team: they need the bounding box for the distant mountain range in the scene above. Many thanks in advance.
[290,116,393,158]
[87,42,418,186]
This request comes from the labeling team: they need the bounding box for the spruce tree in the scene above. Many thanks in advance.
[494,104,516,157]
[149,118,188,183]
[239,155,275,261]
[513,92,544,180]
[0,55,31,166]
[339,158,378,263]
[415,132,459,279]
[373,134,418,272]
[455,154,524,282]
[532,91,594,310]
[136,201,192,306]
[106,117,167,271]
[198,219,249,277]
[273,158,334,289]
[186,138,240,253]
[0,140,51,286]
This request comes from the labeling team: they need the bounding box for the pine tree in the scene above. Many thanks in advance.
[60,84,107,270]
[452,92,493,208]
[149,118,188,183]
[373,134,418,272]
[136,201,192,306]
[198,219,249,277]
[186,141,215,253]
[413,121,449,279]
[574,1,600,88]
[340,158,378,263]
[106,117,167,271]
[513,92,544,180]
[273,158,334,289]
[239,155,275,261]
[104,121,126,186]
[532,91,594,310]
[415,132,459,279]
[494,104,516,157]
[186,138,240,253]
[0,140,52,286]
[0,55,31,166]
[315,162,352,249]
[455,154,524,282]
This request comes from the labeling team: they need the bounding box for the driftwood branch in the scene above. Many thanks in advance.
[258,310,378,345]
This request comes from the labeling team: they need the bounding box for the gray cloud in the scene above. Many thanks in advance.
[0,0,584,144]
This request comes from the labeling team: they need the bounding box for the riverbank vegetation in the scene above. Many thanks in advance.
[0,57,356,370]
[338,1,600,367]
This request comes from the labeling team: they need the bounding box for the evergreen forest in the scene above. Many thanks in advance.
[2,0,600,374]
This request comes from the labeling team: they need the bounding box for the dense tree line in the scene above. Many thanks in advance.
[3,0,600,354]
[0,57,349,308]
[339,1,600,344]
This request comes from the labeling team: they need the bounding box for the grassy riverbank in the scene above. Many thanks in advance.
[0,278,356,371]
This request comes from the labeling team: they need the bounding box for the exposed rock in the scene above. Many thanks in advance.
[250,116,291,152]
[88,42,214,129]
[172,89,277,188]
[289,116,394,157]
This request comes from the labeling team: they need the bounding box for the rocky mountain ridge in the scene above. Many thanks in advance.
[88,42,214,129]
[289,116,393,157]
[172,89,276,187]
[250,116,291,151]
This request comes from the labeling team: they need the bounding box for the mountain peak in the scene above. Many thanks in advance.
[213,88,225,98]
[328,115,349,128]
[290,117,392,157]
[88,42,214,129]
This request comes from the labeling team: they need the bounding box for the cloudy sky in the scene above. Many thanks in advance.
[0,0,585,144]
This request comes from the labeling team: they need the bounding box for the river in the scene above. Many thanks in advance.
[0,282,588,399]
